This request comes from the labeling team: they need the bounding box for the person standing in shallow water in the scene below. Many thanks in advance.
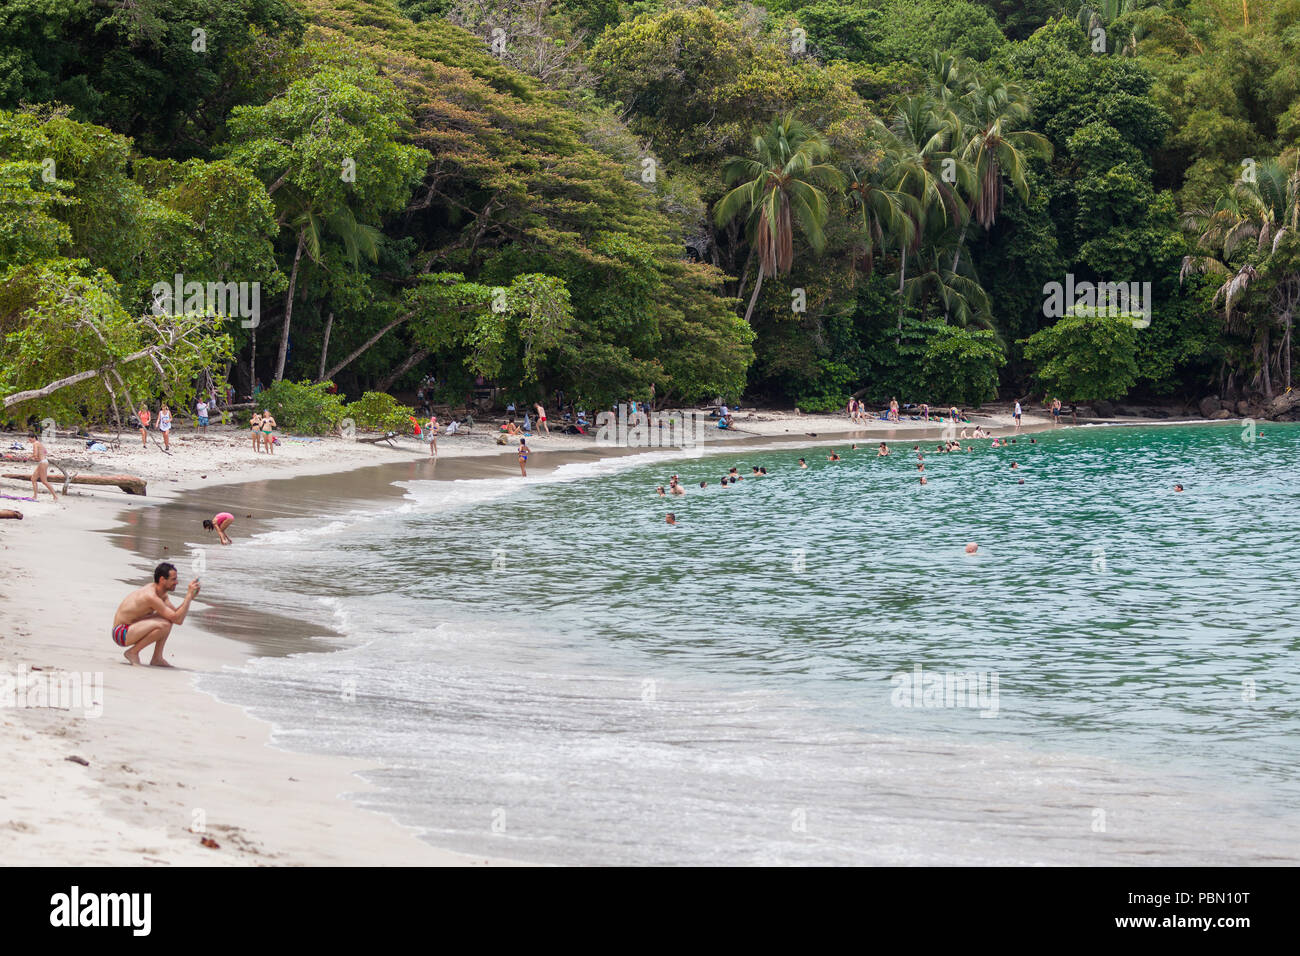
[518,438,529,477]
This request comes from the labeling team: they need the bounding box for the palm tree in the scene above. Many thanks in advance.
[878,97,970,334]
[272,184,382,382]
[953,75,1052,232]
[844,160,916,277]
[714,115,845,325]
[1181,156,1300,395]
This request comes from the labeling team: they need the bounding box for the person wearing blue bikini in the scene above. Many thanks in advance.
[518,438,529,477]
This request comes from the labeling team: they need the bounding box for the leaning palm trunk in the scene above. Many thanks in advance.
[743,265,765,325]
[275,228,307,383]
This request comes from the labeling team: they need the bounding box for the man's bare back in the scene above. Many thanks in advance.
[112,563,199,666]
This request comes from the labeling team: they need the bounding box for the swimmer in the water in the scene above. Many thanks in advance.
[828,452,841,461]
[919,476,928,485]
[759,467,768,475]
[656,485,665,496]
[666,513,676,525]
[1175,484,1184,492]
[700,481,707,489]
[798,458,807,468]
[878,442,889,456]
[965,542,977,554]
[1011,462,1018,469]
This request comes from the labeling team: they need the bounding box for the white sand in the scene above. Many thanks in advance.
[0,405,1048,866]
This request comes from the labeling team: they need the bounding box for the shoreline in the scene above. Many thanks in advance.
[0,411,1244,865]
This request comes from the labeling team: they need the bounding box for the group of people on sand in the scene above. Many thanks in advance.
[848,397,968,425]
[132,395,226,450]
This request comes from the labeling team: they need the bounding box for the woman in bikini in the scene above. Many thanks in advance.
[518,438,529,477]
[158,402,172,451]
[250,411,263,453]
[261,410,277,454]
[202,511,234,545]
[427,414,438,457]
[28,434,59,500]
[137,404,151,448]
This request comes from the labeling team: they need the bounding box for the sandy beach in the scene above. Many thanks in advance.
[0,403,1064,866]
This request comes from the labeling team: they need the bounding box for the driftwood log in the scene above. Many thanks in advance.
[3,471,145,495]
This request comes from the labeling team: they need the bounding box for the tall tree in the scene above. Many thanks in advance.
[713,115,845,325]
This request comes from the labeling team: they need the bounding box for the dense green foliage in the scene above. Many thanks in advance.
[3,0,1299,423]
[256,379,345,434]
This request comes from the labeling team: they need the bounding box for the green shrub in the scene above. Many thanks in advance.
[255,380,347,435]
[921,327,1006,407]
[345,391,416,433]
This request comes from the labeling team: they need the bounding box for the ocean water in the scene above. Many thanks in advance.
[195,423,1300,864]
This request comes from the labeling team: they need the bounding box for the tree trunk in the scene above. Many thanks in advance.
[321,311,414,383]
[376,348,430,393]
[734,245,757,303]
[274,228,306,383]
[742,265,765,325]
[318,311,334,382]
[3,343,170,409]
[897,245,908,344]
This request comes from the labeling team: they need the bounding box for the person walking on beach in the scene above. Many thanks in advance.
[535,402,549,435]
[261,410,277,454]
[111,562,199,667]
[202,512,234,545]
[427,414,438,456]
[137,404,151,447]
[1013,400,1022,430]
[518,438,529,477]
[196,397,210,435]
[1051,398,1062,425]
[27,433,58,501]
[158,403,172,451]
[250,411,263,452]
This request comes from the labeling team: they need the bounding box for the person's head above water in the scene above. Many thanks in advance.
[666,513,676,525]
[964,542,977,554]
[1175,483,1184,492]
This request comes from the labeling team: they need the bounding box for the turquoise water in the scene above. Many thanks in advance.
[199,423,1300,864]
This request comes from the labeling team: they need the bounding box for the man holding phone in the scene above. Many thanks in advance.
[110,562,200,666]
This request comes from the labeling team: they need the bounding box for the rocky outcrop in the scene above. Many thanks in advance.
[1198,395,1221,418]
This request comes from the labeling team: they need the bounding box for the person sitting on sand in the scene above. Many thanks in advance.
[111,562,199,667]
[960,428,970,439]
[27,433,59,501]
[502,420,522,437]
[878,442,889,456]
[202,512,234,545]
